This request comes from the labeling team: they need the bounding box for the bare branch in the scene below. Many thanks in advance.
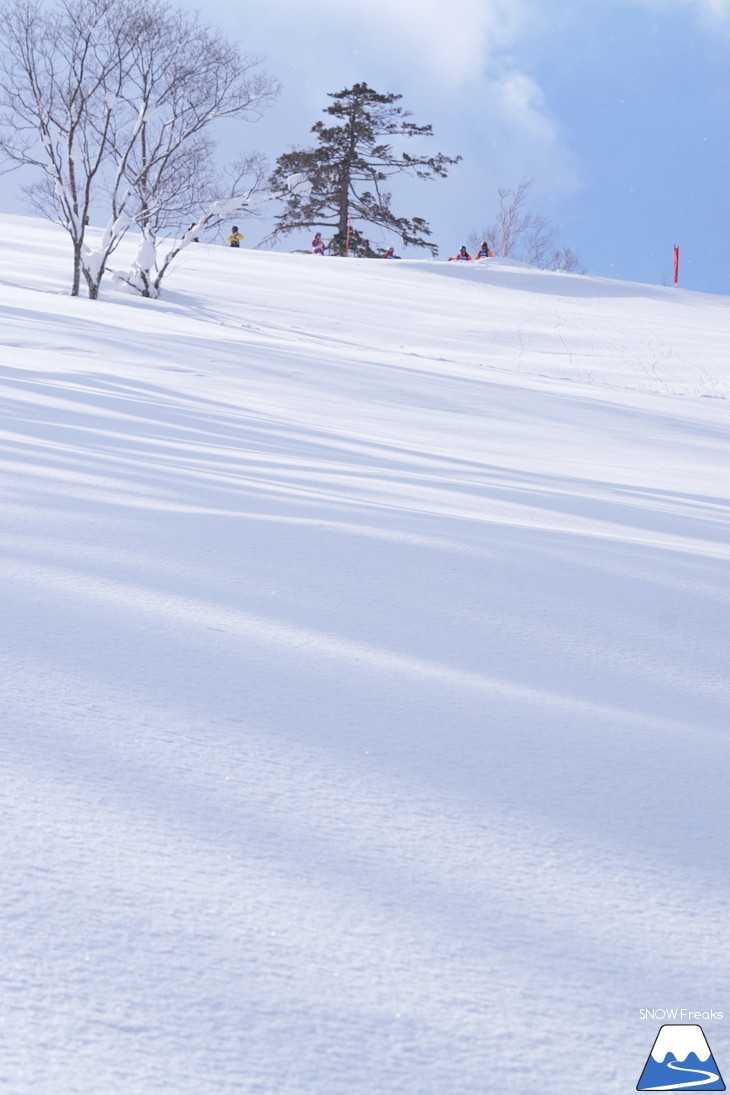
[467,177,583,273]
[0,0,279,297]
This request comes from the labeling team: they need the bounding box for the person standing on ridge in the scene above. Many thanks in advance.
[475,241,493,259]
[312,232,326,254]
[227,226,244,248]
[449,246,472,261]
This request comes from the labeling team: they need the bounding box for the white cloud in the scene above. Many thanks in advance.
[575,0,730,27]
[240,0,578,210]
[348,0,532,75]
[642,0,730,15]
[255,0,534,83]
[680,0,730,26]
[491,72,559,147]
[215,0,727,242]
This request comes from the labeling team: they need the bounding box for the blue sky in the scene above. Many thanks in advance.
[1,0,728,292]
[204,0,730,292]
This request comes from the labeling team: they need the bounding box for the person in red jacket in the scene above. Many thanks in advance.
[312,232,326,255]
[449,246,472,261]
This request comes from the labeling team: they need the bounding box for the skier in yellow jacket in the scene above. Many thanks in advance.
[227,226,244,248]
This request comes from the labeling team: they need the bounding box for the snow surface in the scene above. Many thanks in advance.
[1,214,729,1094]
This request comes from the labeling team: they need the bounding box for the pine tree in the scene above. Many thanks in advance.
[266,83,459,256]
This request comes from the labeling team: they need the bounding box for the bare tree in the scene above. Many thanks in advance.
[106,3,278,296]
[544,245,583,273]
[0,0,279,298]
[0,0,139,295]
[467,177,584,273]
[521,211,559,266]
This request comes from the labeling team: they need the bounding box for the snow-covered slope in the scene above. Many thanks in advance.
[1,214,728,1094]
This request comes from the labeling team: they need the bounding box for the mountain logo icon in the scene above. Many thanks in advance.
[637,1025,725,1090]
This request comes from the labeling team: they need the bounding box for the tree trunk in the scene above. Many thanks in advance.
[71,240,83,297]
[335,122,357,254]
[82,267,100,300]
[337,187,349,254]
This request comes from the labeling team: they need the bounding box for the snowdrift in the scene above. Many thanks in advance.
[1,214,728,1095]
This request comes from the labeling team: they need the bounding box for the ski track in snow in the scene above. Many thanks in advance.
[0,214,729,1094]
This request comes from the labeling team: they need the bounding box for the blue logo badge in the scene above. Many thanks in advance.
[637,1025,725,1090]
